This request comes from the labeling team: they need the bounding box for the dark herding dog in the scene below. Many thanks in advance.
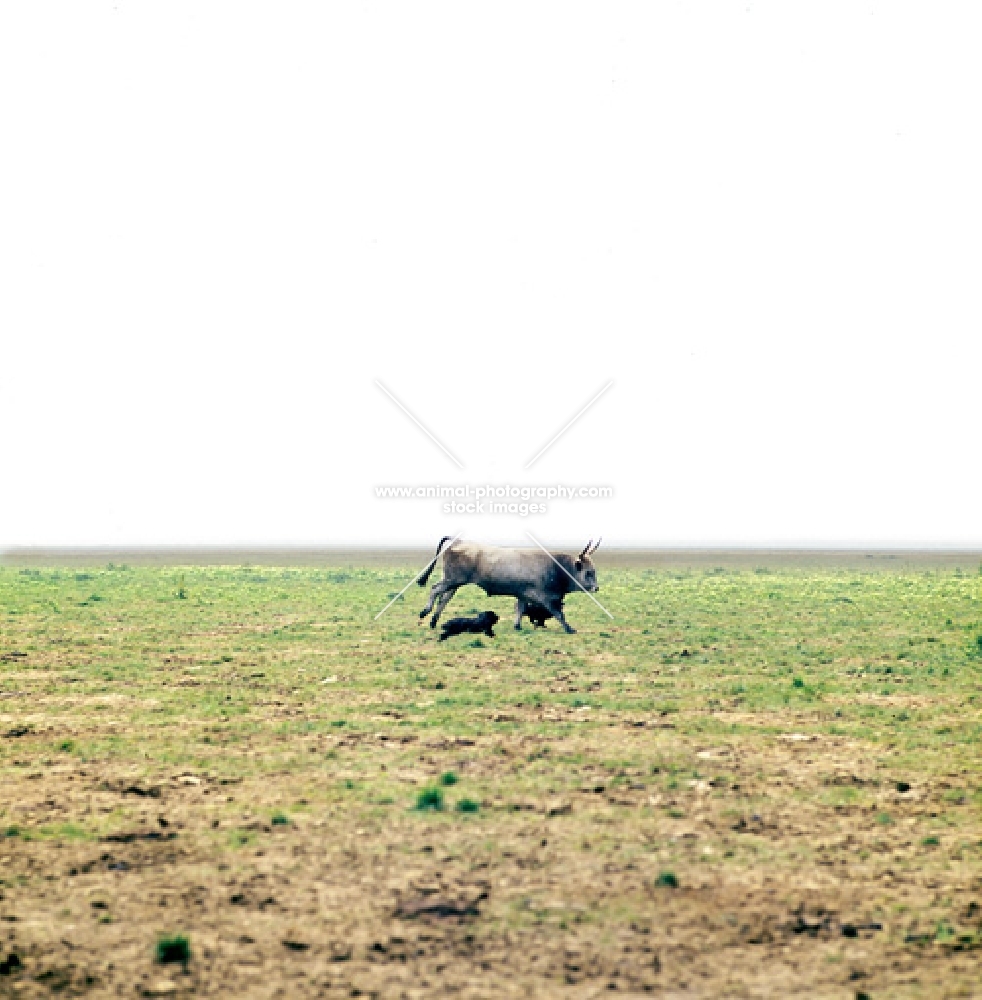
[525,603,555,628]
[439,610,499,642]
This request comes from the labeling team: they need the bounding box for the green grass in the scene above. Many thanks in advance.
[2,558,974,764]
[1,561,981,993]
[154,933,191,966]
[415,787,445,811]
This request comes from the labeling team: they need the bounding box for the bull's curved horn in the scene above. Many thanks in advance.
[589,537,602,555]
[578,539,593,560]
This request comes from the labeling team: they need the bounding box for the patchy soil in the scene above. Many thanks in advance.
[2,737,980,998]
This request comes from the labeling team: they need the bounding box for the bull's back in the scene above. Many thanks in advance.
[445,543,553,597]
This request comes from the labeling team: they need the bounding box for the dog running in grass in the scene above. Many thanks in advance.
[524,603,555,628]
[438,610,499,641]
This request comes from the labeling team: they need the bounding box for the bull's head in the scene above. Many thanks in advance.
[573,538,601,592]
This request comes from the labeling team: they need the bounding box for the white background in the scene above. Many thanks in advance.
[2,2,980,549]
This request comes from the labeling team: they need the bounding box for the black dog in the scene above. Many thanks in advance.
[439,610,499,641]
[525,603,555,628]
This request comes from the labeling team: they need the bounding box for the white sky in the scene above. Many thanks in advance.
[2,2,980,550]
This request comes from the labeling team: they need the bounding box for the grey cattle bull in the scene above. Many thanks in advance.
[418,537,601,634]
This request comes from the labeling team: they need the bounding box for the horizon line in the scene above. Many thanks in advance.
[4,544,982,562]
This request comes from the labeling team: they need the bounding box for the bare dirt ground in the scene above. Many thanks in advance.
[3,733,981,999]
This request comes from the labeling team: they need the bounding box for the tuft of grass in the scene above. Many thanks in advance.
[271,810,290,826]
[456,797,480,813]
[39,822,89,841]
[655,871,679,888]
[922,836,940,847]
[229,829,254,848]
[155,933,191,966]
[439,771,458,786]
[414,787,444,811]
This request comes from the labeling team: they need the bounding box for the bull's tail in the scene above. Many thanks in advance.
[418,535,452,587]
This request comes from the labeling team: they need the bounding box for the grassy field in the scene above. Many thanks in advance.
[1,558,981,998]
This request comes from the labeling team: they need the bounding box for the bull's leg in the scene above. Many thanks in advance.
[548,597,576,634]
[429,587,459,628]
[419,579,452,620]
[513,598,527,630]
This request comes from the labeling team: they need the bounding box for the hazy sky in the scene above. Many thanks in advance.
[2,3,980,549]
